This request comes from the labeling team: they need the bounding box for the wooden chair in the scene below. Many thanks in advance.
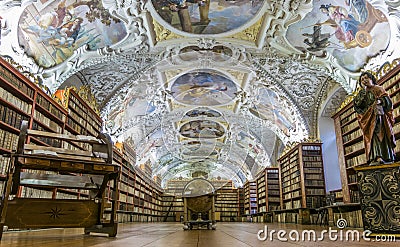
[0,120,119,239]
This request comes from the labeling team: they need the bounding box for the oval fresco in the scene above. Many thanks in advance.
[286,0,390,72]
[250,88,294,137]
[171,70,237,106]
[179,120,225,138]
[18,0,127,68]
[179,140,219,159]
[151,0,264,34]
[185,108,221,117]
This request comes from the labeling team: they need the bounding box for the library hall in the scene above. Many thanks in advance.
[0,0,400,246]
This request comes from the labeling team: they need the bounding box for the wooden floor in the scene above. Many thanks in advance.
[0,222,398,246]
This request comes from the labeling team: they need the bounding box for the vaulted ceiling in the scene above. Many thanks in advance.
[1,0,399,188]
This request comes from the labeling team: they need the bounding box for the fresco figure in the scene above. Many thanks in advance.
[319,4,360,43]
[353,71,396,165]
[52,17,83,46]
[25,0,81,47]
[345,0,368,23]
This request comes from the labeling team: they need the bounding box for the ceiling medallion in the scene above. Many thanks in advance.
[170,69,238,106]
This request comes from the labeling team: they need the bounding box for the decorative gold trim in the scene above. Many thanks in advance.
[333,87,362,116]
[71,85,100,114]
[226,15,264,43]
[152,19,184,43]
[375,58,400,80]
[354,162,400,171]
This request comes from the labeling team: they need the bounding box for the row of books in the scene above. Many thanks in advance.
[268,190,280,196]
[0,156,10,175]
[381,70,400,90]
[36,94,65,121]
[304,173,324,180]
[342,129,362,143]
[302,145,321,151]
[0,67,35,99]
[0,86,32,115]
[346,153,367,168]
[303,161,323,168]
[0,103,30,130]
[33,110,63,133]
[303,167,323,174]
[302,156,322,162]
[304,179,325,186]
[340,111,357,126]
[350,190,360,203]
[305,188,325,195]
[341,119,359,134]
[344,140,364,155]
[0,129,18,151]
[391,90,400,103]
[348,173,358,184]
[19,186,53,198]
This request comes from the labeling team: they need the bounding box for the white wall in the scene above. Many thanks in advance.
[319,117,342,192]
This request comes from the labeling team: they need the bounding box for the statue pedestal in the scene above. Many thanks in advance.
[354,163,400,235]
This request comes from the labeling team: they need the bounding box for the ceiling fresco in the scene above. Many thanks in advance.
[185,108,222,117]
[150,0,264,34]
[17,0,126,68]
[1,0,400,188]
[286,0,390,72]
[170,69,238,106]
[250,88,295,137]
[179,120,225,139]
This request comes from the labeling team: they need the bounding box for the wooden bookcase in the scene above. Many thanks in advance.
[215,180,239,222]
[0,57,68,199]
[265,168,281,211]
[243,180,257,218]
[256,171,267,216]
[238,187,244,219]
[255,167,280,217]
[332,62,400,203]
[278,142,326,210]
[112,146,163,223]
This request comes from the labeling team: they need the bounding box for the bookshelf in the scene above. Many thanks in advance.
[255,167,280,213]
[278,142,326,210]
[256,171,266,216]
[0,57,68,199]
[215,180,239,222]
[243,180,257,219]
[238,187,245,220]
[112,145,163,223]
[266,168,281,211]
[332,61,400,203]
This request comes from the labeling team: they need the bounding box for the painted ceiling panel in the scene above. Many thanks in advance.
[151,0,264,34]
[286,0,390,72]
[17,0,127,68]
